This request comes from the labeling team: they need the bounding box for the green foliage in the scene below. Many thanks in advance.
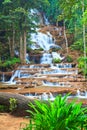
[0,0,49,61]
[53,58,61,63]
[3,0,12,4]
[27,47,32,53]
[0,57,20,69]
[77,56,87,76]
[21,95,87,130]
[66,55,73,62]
[9,98,17,112]
[70,39,83,51]
[82,9,87,25]
[0,104,8,112]
[27,47,44,54]
[44,0,60,24]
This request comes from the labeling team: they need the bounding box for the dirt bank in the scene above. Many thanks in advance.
[0,113,29,130]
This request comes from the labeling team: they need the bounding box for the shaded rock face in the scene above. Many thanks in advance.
[29,54,42,64]
[0,73,11,82]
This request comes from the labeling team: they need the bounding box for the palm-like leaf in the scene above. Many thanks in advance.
[22,94,87,130]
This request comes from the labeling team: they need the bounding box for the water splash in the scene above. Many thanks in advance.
[40,53,52,64]
[2,73,5,82]
[41,92,48,100]
[76,90,87,99]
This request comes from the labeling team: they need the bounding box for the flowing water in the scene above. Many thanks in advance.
[0,15,86,101]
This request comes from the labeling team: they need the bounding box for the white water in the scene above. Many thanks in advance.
[3,14,77,90]
[40,53,52,64]
[25,90,87,101]
[67,90,87,100]
[76,90,87,99]
[9,70,20,84]
[43,81,71,87]
[43,15,50,25]
[31,31,59,51]
[5,62,77,85]
[52,52,64,60]
[40,52,64,64]
[2,73,5,82]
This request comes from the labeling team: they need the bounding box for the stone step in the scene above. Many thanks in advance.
[0,71,13,76]
[15,77,86,83]
[0,86,77,95]
[15,67,77,71]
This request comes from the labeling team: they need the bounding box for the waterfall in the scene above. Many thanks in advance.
[2,73,5,82]
[26,53,30,64]
[43,14,50,25]
[52,52,64,60]
[31,32,57,51]
[41,92,48,100]
[76,90,87,99]
[40,53,52,64]
[9,70,20,84]
[30,29,63,64]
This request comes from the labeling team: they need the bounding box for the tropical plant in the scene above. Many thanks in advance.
[21,95,87,130]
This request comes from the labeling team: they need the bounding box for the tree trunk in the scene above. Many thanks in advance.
[8,36,11,57]
[8,29,15,58]
[19,34,23,63]
[19,31,26,64]
[82,0,86,78]
[74,22,77,40]
[23,30,27,64]
[11,29,15,57]
[64,21,68,54]
[82,0,86,58]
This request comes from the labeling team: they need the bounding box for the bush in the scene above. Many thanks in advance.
[77,56,87,77]
[53,58,61,63]
[27,47,32,53]
[0,105,8,112]
[0,57,20,68]
[70,39,83,51]
[9,98,17,112]
[66,55,73,62]
[21,95,87,130]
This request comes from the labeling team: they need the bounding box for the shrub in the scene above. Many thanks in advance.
[0,105,8,112]
[21,95,87,130]
[27,47,32,53]
[9,98,17,112]
[70,39,83,51]
[0,57,20,69]
[53,58,61,63]
[66,55,73,62]
[77,56,87,77]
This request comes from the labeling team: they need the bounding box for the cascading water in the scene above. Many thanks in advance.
[2,73,5,82]
[0,9,86,103]
[76,90,87,98]
[40,53,52,64]
[4,26,77,88]
[30,28,63,64]
[30,31,59,51]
